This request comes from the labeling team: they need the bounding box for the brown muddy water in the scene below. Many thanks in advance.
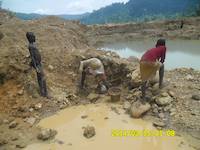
[99,40,200,70]
[25,103,194,150]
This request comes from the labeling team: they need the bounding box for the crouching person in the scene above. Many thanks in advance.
[79,58,108,93]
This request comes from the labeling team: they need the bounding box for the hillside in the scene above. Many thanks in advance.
[86,17,200,46]
[81,0,200,24]
[15,12,90,21]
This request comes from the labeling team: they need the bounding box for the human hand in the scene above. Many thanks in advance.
[36,67,41,73]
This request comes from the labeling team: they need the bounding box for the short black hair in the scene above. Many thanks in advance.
[156,39,166,47]
[26,32,36,43]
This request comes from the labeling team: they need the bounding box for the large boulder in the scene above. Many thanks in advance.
[130,101,151,118]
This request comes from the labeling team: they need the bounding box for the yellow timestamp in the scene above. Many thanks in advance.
[111,129,175,137]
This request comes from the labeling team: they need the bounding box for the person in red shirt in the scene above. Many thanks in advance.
[140,39,166,100]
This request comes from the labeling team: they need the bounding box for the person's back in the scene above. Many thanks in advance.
[141,46,166,63]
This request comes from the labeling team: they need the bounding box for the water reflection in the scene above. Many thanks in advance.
[99,40,200,70]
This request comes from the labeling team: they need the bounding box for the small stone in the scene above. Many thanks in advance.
[17,88,24,95]
[18,107,27,112]
[3,119,9,124]
[152,108,158,114]
[170,112,176,116]
[37,129,57,141]
[152,104,158,109]
[59,104,68,109]
[25,117,36,125]
[191,95,200,101]
[161,92,169,97]
[68,143,72,146]
[87,93,99,102]
[29,108,34,112]
[16,142,26,148]
[168,91,175,97]
[48,65,54,71]
[126,94,133,100]
[191,112,196,116]
[185,75,194,81]
[158,113,165,119]
[66,93,77,99]
[163,107,168,112]
[158,107,163,112]
[169,108,176,113]
[111,106,120,115]
[104,117,109,120]
[9,121,18,129]
[153,121,166,127]
[11,136,18,141]
[83,125,96,138]
[0,139,8,146]
[34,103,42,110]
[156,126,162,130]
[57,140,64,145]
[123,101,131,110]
[81,115,88,119]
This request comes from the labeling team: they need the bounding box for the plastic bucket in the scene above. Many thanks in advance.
[108,87,121,102]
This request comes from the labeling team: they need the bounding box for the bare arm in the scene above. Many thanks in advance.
[160,47,166,64]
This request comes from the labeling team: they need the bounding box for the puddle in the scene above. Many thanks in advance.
[25,103,194,150]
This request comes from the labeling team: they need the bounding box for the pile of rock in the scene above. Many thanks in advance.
[37,129,57,141]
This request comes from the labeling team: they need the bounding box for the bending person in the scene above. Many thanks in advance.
[79,58,108,93]
[140,39,166,100]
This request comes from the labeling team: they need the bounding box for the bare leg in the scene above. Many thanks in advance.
[141,81,147,99]
[37,72,45,97]
[36,67,48,97]
[159,65,164,89]
[80,70,86,89]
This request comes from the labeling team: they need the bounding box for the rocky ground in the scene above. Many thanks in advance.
[0,10,200,149]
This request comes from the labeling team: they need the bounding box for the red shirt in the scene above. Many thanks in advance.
[141,46,166,63]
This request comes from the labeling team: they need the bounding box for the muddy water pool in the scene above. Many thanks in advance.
[99,40,200,70]
[25,103,194,150]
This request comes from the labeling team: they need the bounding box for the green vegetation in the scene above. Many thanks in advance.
[81,0,200,24]
[5,0,200,24]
